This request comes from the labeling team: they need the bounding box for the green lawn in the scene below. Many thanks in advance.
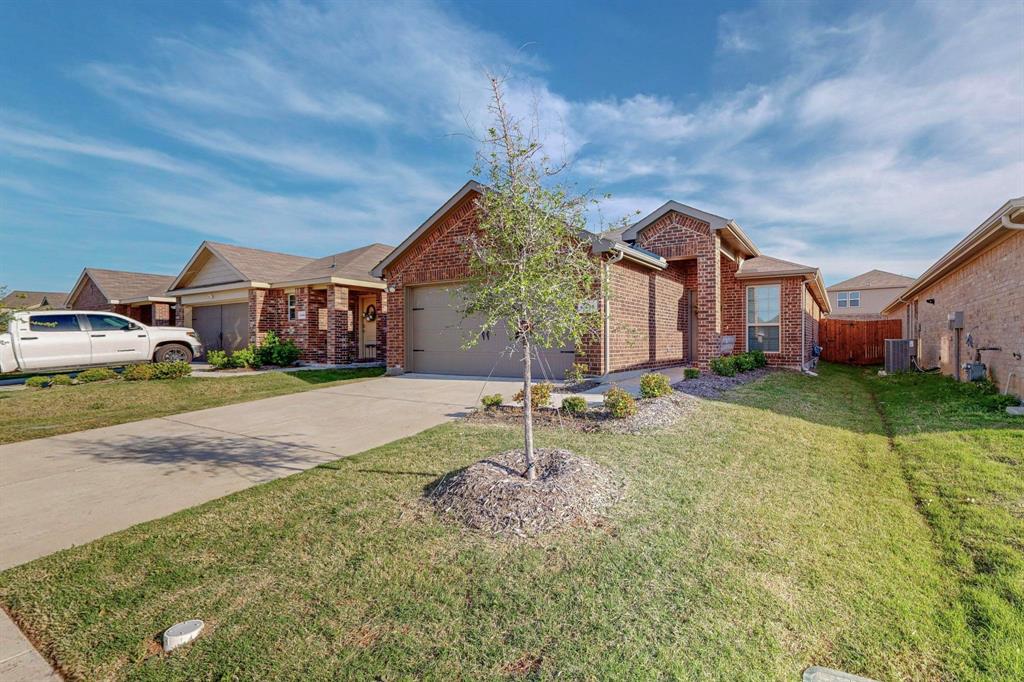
[0,364,1020,680]
[0,367,385,444]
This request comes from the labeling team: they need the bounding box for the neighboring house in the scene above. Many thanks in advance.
[882,197,1024,396]
[66,269,176,325]
[371,181,830,377]
[167,241,393,362]
[826,270,915,319]
[0,290,67,311]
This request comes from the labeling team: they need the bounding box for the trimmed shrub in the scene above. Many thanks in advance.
[560,395,588,416]
[603,386,637,418]
[513,382,554,409]
[258,331,301,367]
[49,374,74,386]
[684,367,700,380]
[750,350,768,368]
[206,350,236,369]
[639,372,672,398]
[480,393,504,410]
[122,364,155,381]
[564,362,589,385]
[76,368,118,383]
[231,346,261,369]
[711,356,737,377]
[735,353,757,372]
[24,375,50,388]
[150,361,192,380]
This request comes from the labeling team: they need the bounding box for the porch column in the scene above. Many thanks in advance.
[695,234,722,370]
[326,285,350,364]
[248,289,266,346]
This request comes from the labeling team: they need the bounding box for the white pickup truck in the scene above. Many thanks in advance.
[0,310,203,374]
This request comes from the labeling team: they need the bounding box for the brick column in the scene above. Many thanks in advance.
[375,290,387,362]
[326,285,350,364]
[248,289,266,346]
[695,234,722,370]
[153,303,171,326]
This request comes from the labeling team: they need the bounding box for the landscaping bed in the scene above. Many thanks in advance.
[673,367,776,398]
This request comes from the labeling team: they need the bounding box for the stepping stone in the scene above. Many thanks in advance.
[803,667,878,682]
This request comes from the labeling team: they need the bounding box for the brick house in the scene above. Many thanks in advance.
[66,269,176,326]
[882,197,1024,396]
[826,270,915,320]
[371,181,830,377]
[167,241,392,363]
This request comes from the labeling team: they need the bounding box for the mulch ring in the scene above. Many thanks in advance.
[465,393,698,435]
[425,448,625,536]
[672,368,776,399]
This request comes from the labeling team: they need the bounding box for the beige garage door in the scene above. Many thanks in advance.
[407,284,576,378]
[191,303,248,357]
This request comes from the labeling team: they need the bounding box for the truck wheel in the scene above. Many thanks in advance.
[155,343,193,364]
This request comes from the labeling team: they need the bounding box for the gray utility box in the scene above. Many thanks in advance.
[884,339,915,373]
[948,311,964,330]
[965,362,987,381]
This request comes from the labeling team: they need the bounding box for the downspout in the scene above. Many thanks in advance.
[603,248,625,376]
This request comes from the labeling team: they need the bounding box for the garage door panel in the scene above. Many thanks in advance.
[191,303,248,356]
[408,284,574,378]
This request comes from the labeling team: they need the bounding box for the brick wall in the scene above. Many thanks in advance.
[898,230,1023,396]
[606,258,689,372]
[69,277,112,312]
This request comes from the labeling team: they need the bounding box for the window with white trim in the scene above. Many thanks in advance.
[747,284,780,353]
[287,293,297,321]
[837,291,861,308]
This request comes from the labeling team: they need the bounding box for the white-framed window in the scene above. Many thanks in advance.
[287,293,297,321]
[747,284,781,353]
[837,291,861,308]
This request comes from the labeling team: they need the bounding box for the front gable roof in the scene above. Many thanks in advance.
[621,200,760,257]
[1,290,68,310]
[827,269,915,292]
[371,180,483,278]
[169,241,314,292]
[69,268,175,305]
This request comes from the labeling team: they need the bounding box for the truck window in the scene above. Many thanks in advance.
[29,315,81,332]
[86,314,134,331]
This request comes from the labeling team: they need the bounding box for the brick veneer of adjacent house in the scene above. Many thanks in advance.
[67,270,174,326]
[247,286,387,364]
[884,201,1023,397]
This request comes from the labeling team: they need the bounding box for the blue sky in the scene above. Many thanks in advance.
[2,0,1022,291]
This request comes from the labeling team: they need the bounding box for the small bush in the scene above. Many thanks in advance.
[684,367,700,380]
[76,368,118,383]
[604,385,637,418]
[150,361,192,380]
[750,350,768,368]
[256,331,301,367]
[560,395,588,416]
[24,375,50,388]
[711,356,737,377]
[231,346,261,369]
[480,393,504,410]
[639,372,672,398]
[513,382,554,409]
[564,362,589,385]
[206,349,236,369]
[122,364,155,381]
[49,374,74,386]
[735,353,757,372]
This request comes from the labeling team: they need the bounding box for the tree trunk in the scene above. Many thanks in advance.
[522,335,536,480]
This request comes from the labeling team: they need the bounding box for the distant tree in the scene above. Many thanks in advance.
[0,285,19,332]
[459,76,617,480]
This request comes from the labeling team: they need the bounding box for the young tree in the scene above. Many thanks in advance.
[459,76,606,480]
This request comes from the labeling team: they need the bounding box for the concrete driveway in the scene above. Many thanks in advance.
[0,373,522,572]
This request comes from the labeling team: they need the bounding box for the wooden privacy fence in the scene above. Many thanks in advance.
[820,318,903,365]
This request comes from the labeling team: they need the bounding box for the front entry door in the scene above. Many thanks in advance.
[358,295,377,360]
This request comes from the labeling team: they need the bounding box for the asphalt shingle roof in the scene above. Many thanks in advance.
[827,269,915,291]
[83,269,175,301]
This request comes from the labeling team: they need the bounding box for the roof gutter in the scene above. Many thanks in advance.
[270,276,387,290]
[881,197,1024,315]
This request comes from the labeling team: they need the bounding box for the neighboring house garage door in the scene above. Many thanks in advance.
[407,284,575,378]
[191,303,248,357]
